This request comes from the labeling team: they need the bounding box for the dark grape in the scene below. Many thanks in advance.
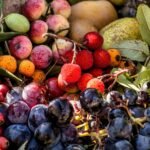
[135,134,150,150]
[139,122,150,137]
[79,88,104,113]
[61,123,77,145]
[106,91,123,107]
[65,144,85,150]
[144,107,150,122]
[48,98,74,127]
[34,122,60,145]
[123,88,137,106]
[129,106,145,118]
[28,104,48,132]
[108,108,128,120]
[108,117,132,139]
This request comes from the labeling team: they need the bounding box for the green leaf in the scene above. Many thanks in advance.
[117,74,140,91]
[136,4,150,45]
[0,0,3,9]
[134,69,150,86]
[0,67,23,83]
[111,68,140,91]
[112,40,149,62]
[0,32,22,42]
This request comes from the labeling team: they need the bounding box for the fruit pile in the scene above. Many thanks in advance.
[0,0,150,149]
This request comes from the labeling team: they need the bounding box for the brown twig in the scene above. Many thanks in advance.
[97,69,129,91]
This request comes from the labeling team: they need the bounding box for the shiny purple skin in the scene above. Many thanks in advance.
[4,124,31,148]
[7,101,30,124]
[30,45,53,69]
[22,82,44,108]
[28,104,49,132]
[34,122,61,145]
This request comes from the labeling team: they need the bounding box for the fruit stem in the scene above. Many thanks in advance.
[43,32,86,49]
[119,105,146,127]
[71,43,77,64]
[97,69,129,91]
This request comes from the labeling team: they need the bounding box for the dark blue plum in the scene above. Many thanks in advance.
[44,142,64,150]
[26,137,43,150]
[28,104,48,132]
[7,101,30,124]
[4,124,31,149]
[34,122,60,145]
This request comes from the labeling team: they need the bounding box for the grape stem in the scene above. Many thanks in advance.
[97,68,129,91]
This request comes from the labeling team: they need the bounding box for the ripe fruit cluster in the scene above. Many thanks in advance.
[0,0,145,149]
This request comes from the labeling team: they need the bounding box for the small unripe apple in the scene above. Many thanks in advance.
[8,35,32,59]
[46,14,70,36]
[22,0,47,21]
[30,20,48,44]
[51,0,71,18]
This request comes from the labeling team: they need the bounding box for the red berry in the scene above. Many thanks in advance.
[65,50,93,70]
[89,68,103,77]
[77,73,93,91]
[0,113,4,126]
[93,49,110,68]
[87,78,105,94]
[60,63,82,84]
[83,32,104,50]
[58,74,79,93]
[0,137,9,150]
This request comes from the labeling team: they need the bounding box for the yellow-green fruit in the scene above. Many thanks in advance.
[109,0,126,6]
[5,13,30,33]
[100,18,141,49]
[69,0,118,42]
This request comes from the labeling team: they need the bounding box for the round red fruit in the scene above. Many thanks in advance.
[60,63,81,84]
[93,49,110,68]
[83,32,104,50]
[87,78,105,94]
[77,73,93,91]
